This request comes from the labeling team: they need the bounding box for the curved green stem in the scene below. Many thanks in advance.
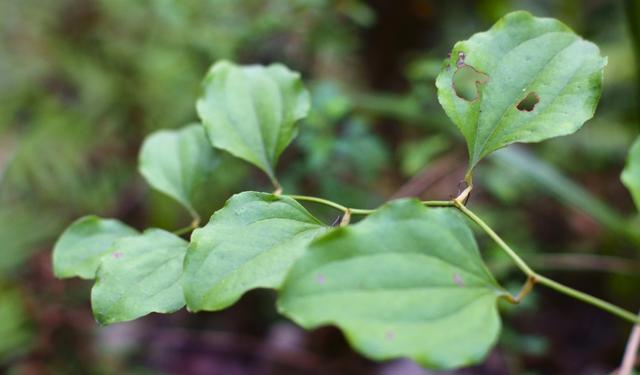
[288,192,637,324]
[287,195,357,213]
[288,195,453,216]
[173,224,196,236]
[454,201,535,276]
[534,274,640,324]
[455,200,640,325]
[173,216,201,236]
[423,200,455,207]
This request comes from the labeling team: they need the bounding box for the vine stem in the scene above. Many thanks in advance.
[535,274,640,324]
[454,202,535,276]
[173,215,201,236]
[454,200,640,325]
[285,192,639,325]
[287,194,453,215]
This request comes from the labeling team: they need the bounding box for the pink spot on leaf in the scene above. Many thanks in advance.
[385,330,396,341]
[315,274,326,285]
[453,273,464,287]
[112,251,124,259]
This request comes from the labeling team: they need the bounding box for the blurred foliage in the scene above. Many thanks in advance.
[1,0,640,373]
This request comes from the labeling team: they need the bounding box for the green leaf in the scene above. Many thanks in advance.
[184,191,327,312]
[436,11,606,170]
[196,61,310,184]
[622,136,640,211]
[52,216,138,279]
[139,124,219,216]
[91,229,188,325]
[277,200,506,370]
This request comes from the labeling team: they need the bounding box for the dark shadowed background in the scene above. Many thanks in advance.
[1,0,639,374]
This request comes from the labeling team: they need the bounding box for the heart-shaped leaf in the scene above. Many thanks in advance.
[278,200,506,370]
[139,124,220,216]
[183,191,327,312]
[91,229,188,325]
[622,136,640,211]
[53,216,138,279]
[196,61,310,186]
[436,11,606,171]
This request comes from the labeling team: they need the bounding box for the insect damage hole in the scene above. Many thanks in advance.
[452,64,489,101]
[517,92,540,112]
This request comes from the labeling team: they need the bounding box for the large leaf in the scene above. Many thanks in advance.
[91,229,188,325]
[52,216,138,279]
[138,124,219,216]
[436,11,606,170]
[196,61,310,184]
[622,136,640,211]
[184,191,327,312]
[278,200,506,369]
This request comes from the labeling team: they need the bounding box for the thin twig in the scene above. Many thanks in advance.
[619,310,640,375]
[455,200,640,325]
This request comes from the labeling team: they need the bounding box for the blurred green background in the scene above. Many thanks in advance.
[1,0,639,374]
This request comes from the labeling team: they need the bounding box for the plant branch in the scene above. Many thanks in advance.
[173,215,201,236]
[454,201,640,325]
[454,201,535,276]
[288,192,640,324]
[173,224,196,236]
[288,195,453,216]
[287,195,348,211]
[535,275,640,324]
[618,310,640,375]
[516,276,537,301]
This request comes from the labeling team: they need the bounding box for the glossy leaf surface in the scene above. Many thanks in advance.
[278,200,505,369]
[184,191,327,312]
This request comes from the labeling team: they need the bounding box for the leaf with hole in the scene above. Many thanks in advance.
[91,229,188,325]
[277,199,506,369]
[139,124,220,216]
[183,191,327,312]
[436,11,606,171]
[53,216,138,279]
[196,61,310,185]
[622,136,640,211]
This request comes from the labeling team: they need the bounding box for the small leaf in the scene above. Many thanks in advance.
[53,216,138,279]
[278,200,506,370]
[138,124,219,216]
[436,11,606,171]
[183,191,327,312]
[91,229,188,325]
[196,61,310,184]
[622,136,640,211]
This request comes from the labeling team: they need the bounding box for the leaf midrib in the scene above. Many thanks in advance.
[198,224,325,302]
[471,33,578,164]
